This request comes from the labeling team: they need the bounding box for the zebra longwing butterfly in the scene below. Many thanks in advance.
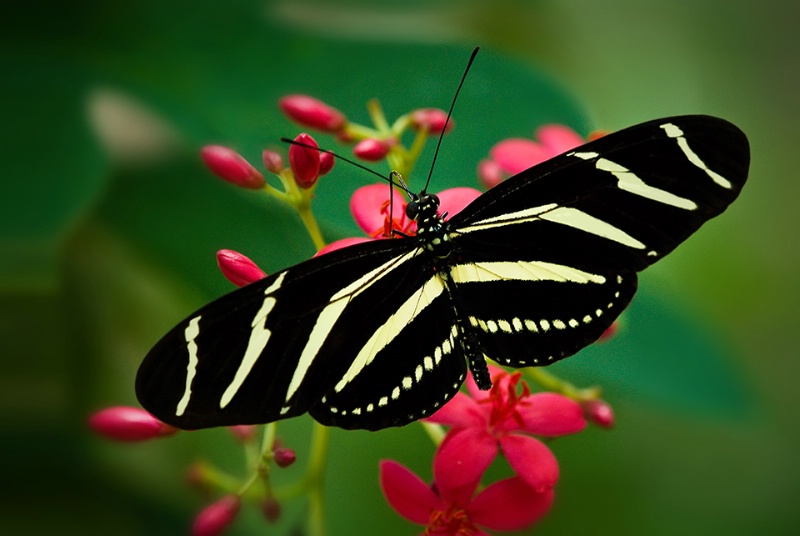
[136,111,748,431]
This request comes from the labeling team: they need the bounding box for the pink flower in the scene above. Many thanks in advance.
[216,249,267,287]
[201,145,266,190]
[192,495,241,536]
[279,94,346,132]
[88,406,177,442]
[380,453,553,535]
[320,184,481,255]
[478,124,585,188]
[426,367,586,492]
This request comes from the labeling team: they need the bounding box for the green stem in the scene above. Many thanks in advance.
[525,367,600,400]
[306,422,330,536]
[297,204,326,251]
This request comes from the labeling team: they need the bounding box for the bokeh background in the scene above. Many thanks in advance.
[3,1,798,534]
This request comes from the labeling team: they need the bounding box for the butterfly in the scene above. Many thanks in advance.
[135,107,749,432]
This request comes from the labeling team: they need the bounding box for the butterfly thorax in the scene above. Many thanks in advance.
[407,193,454,261]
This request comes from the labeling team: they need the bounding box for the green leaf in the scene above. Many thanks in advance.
[550,282,752,417]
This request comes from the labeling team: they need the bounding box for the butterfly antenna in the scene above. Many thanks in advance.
[422,46,480,194]
[280,137,394,186]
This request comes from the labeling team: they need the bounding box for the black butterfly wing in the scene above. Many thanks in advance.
[136,238,451,430]
[447,115,748,367]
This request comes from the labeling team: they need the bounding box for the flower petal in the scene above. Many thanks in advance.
[436,187,481,217]
[499,434,559,492]
[424,392,486,428]
[490,138,550,175]
[468,477,554,531]
[314,237,373,257]
[517,392,586,436]
[349,184,405,237]
[464,363,507,401]
[535,124,584,156]
[434,428,497,505]
[379,460,441,524]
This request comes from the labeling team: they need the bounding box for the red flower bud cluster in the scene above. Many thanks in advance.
[201,132,334,192]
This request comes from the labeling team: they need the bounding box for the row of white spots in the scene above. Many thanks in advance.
[176,315,202,416]
[325,325,462,421]
[477,274,626,367]
[660,123,733,189]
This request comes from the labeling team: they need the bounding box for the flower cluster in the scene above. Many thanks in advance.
[90,90,620,536]
[381,367,587,534]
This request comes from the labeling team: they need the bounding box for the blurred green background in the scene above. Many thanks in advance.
[2,0,798,534]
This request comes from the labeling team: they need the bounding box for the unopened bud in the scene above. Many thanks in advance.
[279,95,346,132]
[216,249,267,287]
[288,133,321,188]
[261,149,284,174]
[353,138,391,161]
[192,495,241,536]
[89,406,176,442]
[318,151,335,176]
[273,447,296,468]
[582,399,615,429]
[201,146,265,189]
[410,108,452,134]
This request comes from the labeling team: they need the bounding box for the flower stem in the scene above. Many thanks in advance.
[297,204,326,251]
[525,367,601,400]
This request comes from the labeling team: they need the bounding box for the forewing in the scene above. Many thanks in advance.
[448,115,748,368]
[136,238,421,430]
[451,115,749,273]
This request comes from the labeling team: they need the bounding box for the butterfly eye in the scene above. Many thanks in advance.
[405,200,420,220]
[428,194,440,209]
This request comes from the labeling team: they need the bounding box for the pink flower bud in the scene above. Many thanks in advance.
[228,425,256,443]
[318,151,335,176]
[477,158,505,189]
[288,133,321,188]
[261,149,284,174]
[200,146,265,189]
[193,495,241,536]
[279,94,346,132]
[581,399,615,429]
[273,447,296,468]
[88,406,177,442]
[353,138,391,161]
[262,497,281,523]
[410,108,453,133]
[216,249,267,287]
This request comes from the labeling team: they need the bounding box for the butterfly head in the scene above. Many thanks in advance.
[405,192,440,224]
